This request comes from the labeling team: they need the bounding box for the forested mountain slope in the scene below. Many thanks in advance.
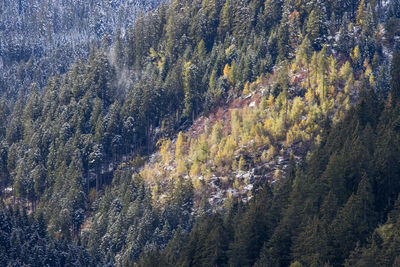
[0,204,94,266]
[0,0,400,266]
[0,0,164,99]
[139,54,400,266]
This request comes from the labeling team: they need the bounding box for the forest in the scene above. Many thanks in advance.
[0,0,400,266]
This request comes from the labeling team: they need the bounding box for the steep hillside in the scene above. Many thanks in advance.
[0,0,399,266]
[140,52,360,209]
[139,53,400,266]
[0,0,164,99]
[0,203,94,265]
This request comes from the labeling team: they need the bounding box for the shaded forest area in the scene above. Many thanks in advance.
[0,0,400,266]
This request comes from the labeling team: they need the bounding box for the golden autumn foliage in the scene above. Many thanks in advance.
[175,131,185,160]
[139,48,359,201]
[223,64,230,79]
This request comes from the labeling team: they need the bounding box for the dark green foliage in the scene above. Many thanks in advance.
[148,67,400,266]
[1,0,295,245]
[228,185,274,267]
[306,2,328,50]
[0,204,93,266]
[179,214,230,267]
[0,0,398,265]
[390,52,400,106]
[278,12,290,60]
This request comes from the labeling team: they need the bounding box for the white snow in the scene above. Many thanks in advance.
[244,184,253,191]
[5,187,13,193]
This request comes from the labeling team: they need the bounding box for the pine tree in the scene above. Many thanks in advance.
[0,97,10,138]
[0,141,9,194]
[232,0,252,41]
[292,216,328,265]
[296,35,313,89]
[229,193,271,267]
[389,52,400,106]
[356,0,366,26]
[279,63,290,126]
[264,0,283,31]
[306,2,327,50]
[330,174,377,264]
[350,45,362,69]
[277,3,291,59]
[318,45,329,101]
[337,15,351,56]
[288,10,301,55]
[310,51,319,99]
[387,0,400,18]
[183,61,201,121]
[175,132,185,160]
[218,0,233,38]
[6,95,24,144]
